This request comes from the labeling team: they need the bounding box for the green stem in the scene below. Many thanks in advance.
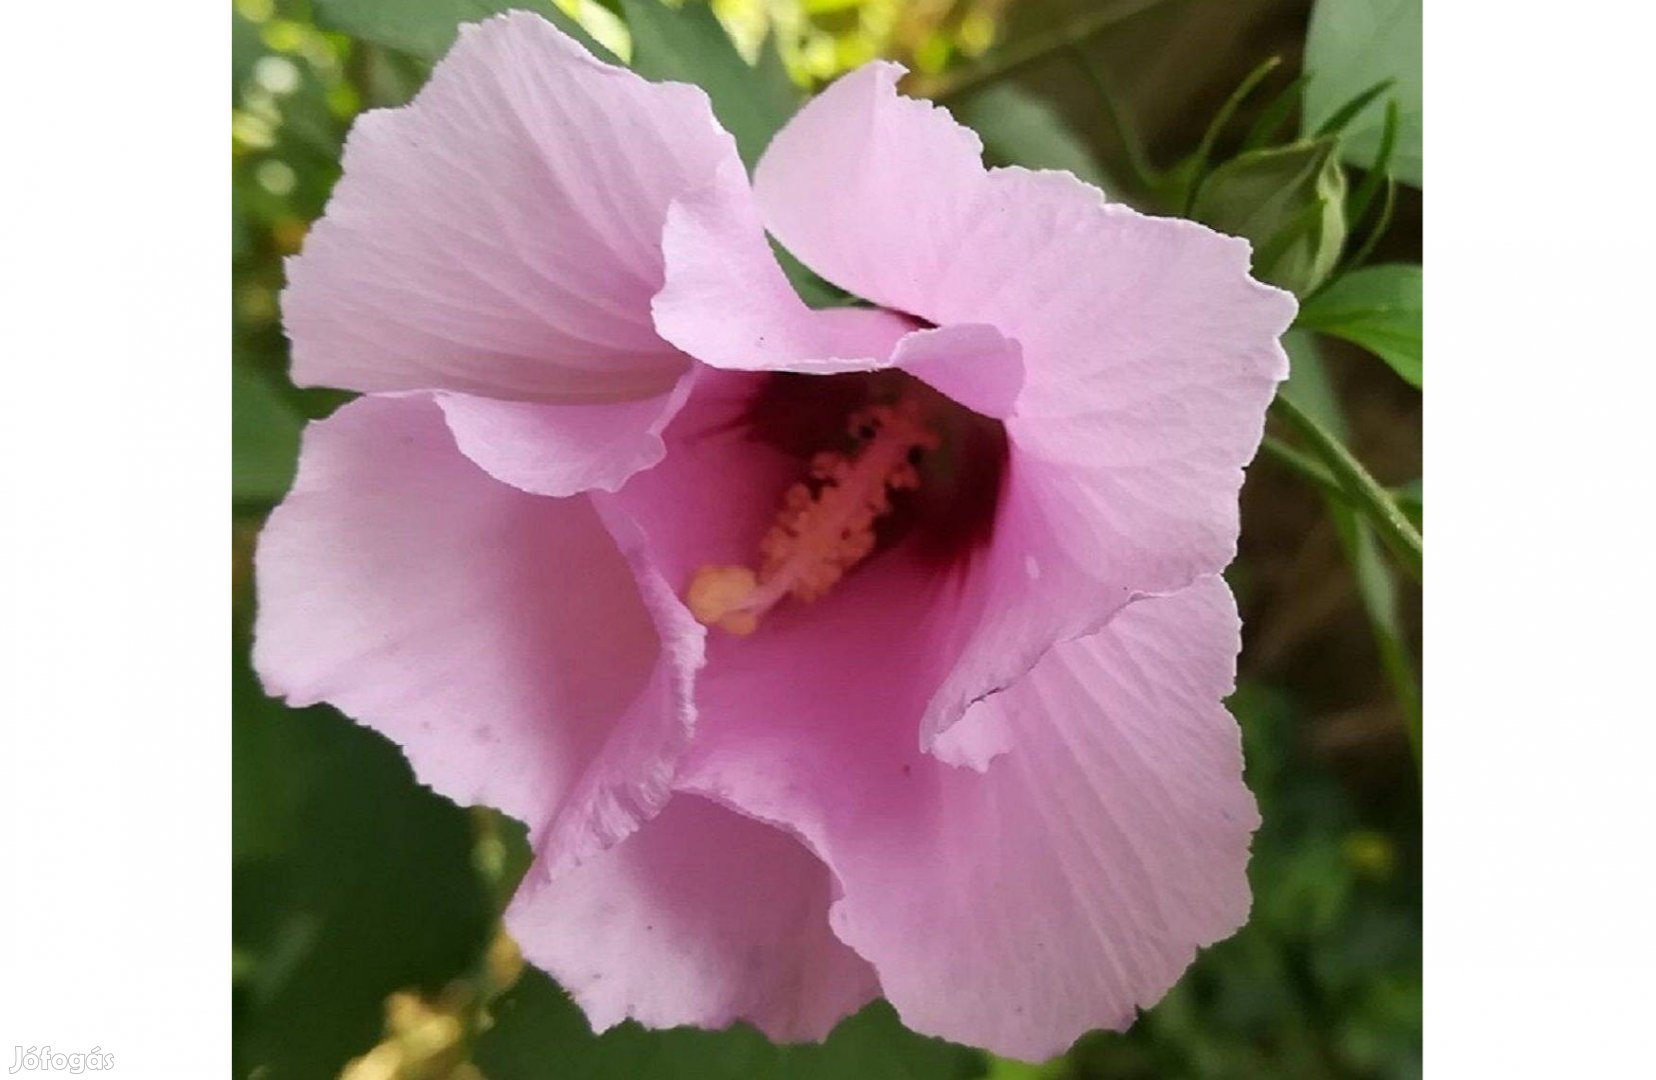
[1346,97,1400,227]
[1259,437,1425,533]
[1183,55,1282,212]
[1271,394,1423,580]
[928,0,1173,103]
[1257,435,1344,502]
[1335,508,1422,776]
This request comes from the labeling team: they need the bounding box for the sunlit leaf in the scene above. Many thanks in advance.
[1302,0,1422,187]
[621,0,800,167]
[313,0,610,63]
[954,83,1107,189]
[1298,264,1423,387]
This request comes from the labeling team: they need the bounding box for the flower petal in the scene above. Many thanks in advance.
[433,373,695,498]
[652,159,913,374]
[677,576,1256,1060]
[751,62,987,318]
[754,63,1292,752]
[888,323,1024,420]
[506,793,878,1042]
[755,63,1290,442]
[253,394,704,871]
[652,159,1026,414]
[283,12,743,403]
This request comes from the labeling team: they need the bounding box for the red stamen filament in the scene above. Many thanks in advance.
[686,393,940,636]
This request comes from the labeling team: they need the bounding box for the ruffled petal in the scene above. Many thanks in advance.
[652,158,914,373]
[253,395,704,871]
[595,368,801,591]
[652,158,1026,411]
[753,63,1292,751]
[751,62,989,318]
[283,12,744,403]
[755,62,1290,444]
[677,577,1256,1060]
[433,372,695,498]
[888,323,1023,420]
[506,794,878,1042]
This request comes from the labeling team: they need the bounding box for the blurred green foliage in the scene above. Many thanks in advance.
[232,0,1422,1076]
[1302,0,1422,187]
[1190,136,1348,296]
[479,976,984,1079]
[1298,265,1424,389]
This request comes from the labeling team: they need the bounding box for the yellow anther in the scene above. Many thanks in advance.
[685,391,941,635]
[686,565,762,636]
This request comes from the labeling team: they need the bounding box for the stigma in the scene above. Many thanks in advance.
[686,393,941,635]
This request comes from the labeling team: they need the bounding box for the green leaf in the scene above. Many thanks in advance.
[954,83,1108,189]
[1190,138,1347,297]
[773,239,852,308]
[621,0,800,167]
[477,968,985,1079]
[313,0,610,63]
[233,640,495,1077]
[1312,77,1393,140]
[1394,477,1423,528]
[1302,0,1422,187]
[232,10,264,96]
[1297,264,1422,387]
[233,364,304,503]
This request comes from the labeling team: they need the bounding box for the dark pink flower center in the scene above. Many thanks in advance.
[686,370,1007,635]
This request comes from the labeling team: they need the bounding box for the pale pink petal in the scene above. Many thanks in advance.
[596,369,801,589]
[653,159,1026,412]
[506,794,877,1042]
[433,373,695,498]
[888,323,1023,419]
[751,62,989,317]
[678,576,1256,1060]
[283,12,743,403]
[755,63,1290,440]
[652,159,913,373]
[753,63,1292,752]
[253,395,704,871]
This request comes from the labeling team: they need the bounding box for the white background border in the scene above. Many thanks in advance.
[0,3,1653,1076]
[0,3,227,1076]
[1426,2,1656,1074]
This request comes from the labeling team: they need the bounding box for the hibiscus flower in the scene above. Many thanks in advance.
[255,12,1294,1060]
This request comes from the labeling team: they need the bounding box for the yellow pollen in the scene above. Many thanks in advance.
[686,395,941,636]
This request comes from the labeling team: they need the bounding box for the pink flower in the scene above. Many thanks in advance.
[255,12,1294,1061]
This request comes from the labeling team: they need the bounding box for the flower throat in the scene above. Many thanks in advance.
[686,390,941,636]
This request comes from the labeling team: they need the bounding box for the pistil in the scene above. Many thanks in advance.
[686,393,941,636]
